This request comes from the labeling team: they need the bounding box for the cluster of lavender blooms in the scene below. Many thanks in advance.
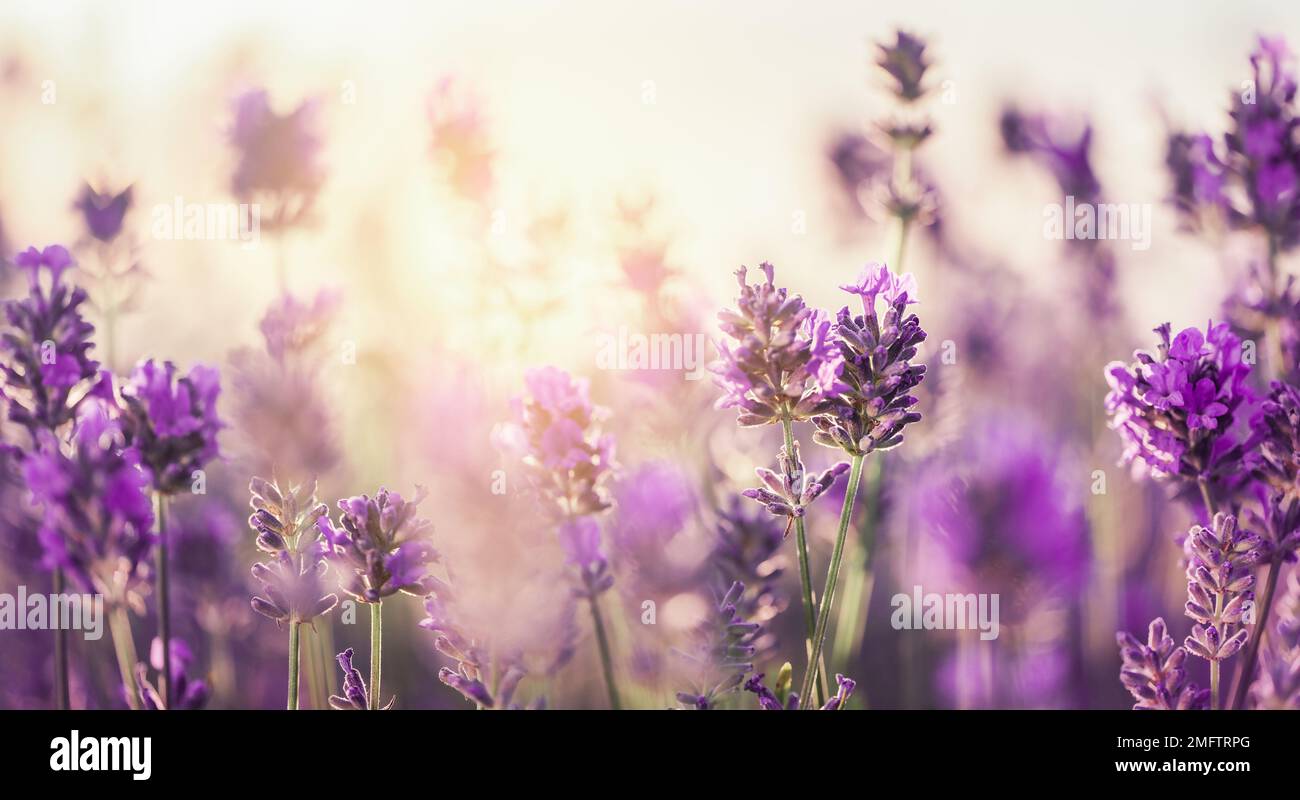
[1181,514,1259,667]
[247,477,337,626]
[711,496,788,660]
[1117,618,1209,710]
[745,669,856,711]
[318,488,440,603]
[743,440,847,522]
[1104,322,1251,495]
[1250,570,1300,708]
[420,591,531,710]
[119,359,222,495]
[674,582,760,709]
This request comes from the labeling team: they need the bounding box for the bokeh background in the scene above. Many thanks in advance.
[1,0,1297,709]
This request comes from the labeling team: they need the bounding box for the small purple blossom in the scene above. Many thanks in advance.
[328,647,393,710]
[317,487,440,603]
[247,477,337,624]
[74,183,132,243]
[120,359,223,494]
[1182,513,1259,664]
[743,668,855,710]
[876,30,931,103]
[742,440,849,522]
[1116,617,1209,710]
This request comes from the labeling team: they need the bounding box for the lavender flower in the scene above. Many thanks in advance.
[120,359,222,495]
[1,245,101,436]
[1182,513,1259,668]
[812,262,927,456]
[742,440,849,522]
[229,89,324,229]
[328,648,393,710]
[317,487,440,603]
[876,30,932,103]
[136,638,209,710]
[744,668,855,710]
[74,183,132,244]
[426,77,495,205]
[711,496,787,660]
[1001,106,1101,201]
[1104,322,1252,492]
[1249,570,1300,708]
[247,477,337,625]
[421,594,528,709]
[558,516,614,599]
[711,263,845,426]
[23,398,154,603]
[674,581,760,709]
[1116,617,1209,710]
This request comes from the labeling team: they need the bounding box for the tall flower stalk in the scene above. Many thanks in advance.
[247,477,338,709]
[1181,513,1260,708]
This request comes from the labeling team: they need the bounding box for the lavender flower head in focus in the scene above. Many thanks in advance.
[247,477,338,625]
[120,358,222,495]
[1,245,101,436]
[317,487,440,603]
[813,262,927,456]
[1117,617,1209,710]
[1181,513,1259,665]
[742,439,848,524]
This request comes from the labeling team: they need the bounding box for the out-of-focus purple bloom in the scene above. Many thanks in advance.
[318,487,439,603]
[422,592,529,709]
[1,245,100,436]
[1001,106,1101,201]
[1117,617,1209,710]
[674,581,760,709]
[1182,513,1259,664]
[1249,569,1300,708]
[74,183,132,243]
[742,439,848,521]
[23,398,155,602]
[876,30,931,103]
[229,89,324,228]
[558,516,613,599]
[1104,322,1252,492]
[247,477,337,624]
[813,262,926,456]
[711,263,848,426]
[120,359,222,494]
[137,637,208,710]
[426,77,495,205]
[711,495,787,658]
[328,647,393,710]
[492,366,617,518]
[610,460,694,555]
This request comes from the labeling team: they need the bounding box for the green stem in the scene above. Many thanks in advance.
[53,568,70,709]
[370,601,383,709]
[800,453,865,706]
[1230,559,1281,710]
[287,621,301,710]
[154,492,171,709]
[1196,478,1224,710]
[780,417,829,706]
[586,593,621,709]
[108,604,141,710]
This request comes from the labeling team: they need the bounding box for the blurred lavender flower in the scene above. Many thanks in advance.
[1104,322,1252,495]
[247,477,337,625]
[136,638,209,710]
[1000,106,1101,201]
[558,516,613,599]
[876,30,932,103]
[228,89,324,229]
[1,245,101,437]
[317,487,440,603]
[23,399,155,604]
[742,439,848,522]
[1249,569,1300,708]
[492,366,617,518]
[1182,514,1259,667]
[711,263,845,426]
[610,460,694,556]
[74,183,132,244]
[711,496,787,659]
[1167,37,1300,248]
[674,581,760,709]
[426,77,495,205]
[1243,382,1300,563]
[120,359,222,494]
[421,593,529,709]
[328,647,393,710]
[813,262,926,456]
[1116,617,1209,710]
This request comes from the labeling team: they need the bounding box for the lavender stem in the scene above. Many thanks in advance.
[287,621,301,710]
[108,604,141,710]
[53,568,69,710]
[780,416,830,707]
[369,601,382,710]
[586,593,621,709]
[800,453,866,706]
[1230,559,1281,709]
[154,492,171,709]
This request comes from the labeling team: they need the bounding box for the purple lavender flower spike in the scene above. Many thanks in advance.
[120,359,223,495]
[1249,570,1300,708]
[328,647,393,710]
[247,477,337,625]
[229,89,324,229]
[318,487,439,603]
[1104,321,1252,495]
[1116,618,1209,710]
[675,581,760,709]
[137,638,208,710]
[876,30,931,103]
[1,245,101,437]
[710,263,846,426]
[23,398,155,604]
[1182,513,1259,666]
[1243,381,1300,563]
[812,262,927,456]
[742,439,849,523]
